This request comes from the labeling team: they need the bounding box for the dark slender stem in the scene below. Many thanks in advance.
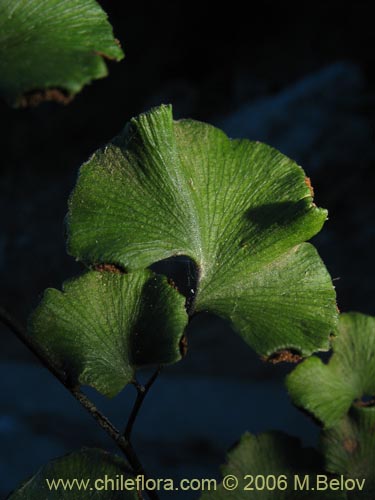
[70,388,145,474]
[0,306,69,383]
[125,368,161,441]
[0,307,160,500]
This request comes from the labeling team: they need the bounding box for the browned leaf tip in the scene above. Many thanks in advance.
[263,349,302,364]
[167,278,179,292]
[354,397,375,408]
[94,50,116,61]
[179,335,188,357]
[19,88,73,108]
[343,438,358,454]
[304,177,314,197]
[94,263,124,274]
[94,41,123,61]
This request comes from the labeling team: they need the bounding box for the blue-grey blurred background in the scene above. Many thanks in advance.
[1,1,375,497]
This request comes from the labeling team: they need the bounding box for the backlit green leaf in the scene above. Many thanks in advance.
[0,0,124,107]
[200,432,345,499]
[8,448,138,499]
[29,269,187,397]
[67,104,337,358]
[287,313,375,428]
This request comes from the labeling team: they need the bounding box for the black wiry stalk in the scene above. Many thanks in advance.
[0,307,160,500]
[125,368,161,441]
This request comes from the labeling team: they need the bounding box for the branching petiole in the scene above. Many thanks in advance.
[0,306,160,500]
[125,367,161,441]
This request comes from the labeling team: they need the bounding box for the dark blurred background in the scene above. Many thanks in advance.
[1,1,375,498]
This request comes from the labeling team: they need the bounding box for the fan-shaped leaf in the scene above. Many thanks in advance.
[30,269,187,397]
[8,448,137,499]
[287,313,375,428]
[0,0,124,107]
[67,104,337,358]
[200,432,345,499]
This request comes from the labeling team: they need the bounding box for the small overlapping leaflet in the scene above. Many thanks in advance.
[287,313,375,428]
[30,269,188,397]
[8,448,137,499]
[0,0,124,106]
[67,104,337,359]
[200,432,346,499]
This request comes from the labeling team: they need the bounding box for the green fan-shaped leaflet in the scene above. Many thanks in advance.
[0,0,124,106]
[321,407,375,499]
[30,269,188,397]
[67,104,337,358]
[8,448,137,499]
[200,432,346,499]
[287,313,375,428]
